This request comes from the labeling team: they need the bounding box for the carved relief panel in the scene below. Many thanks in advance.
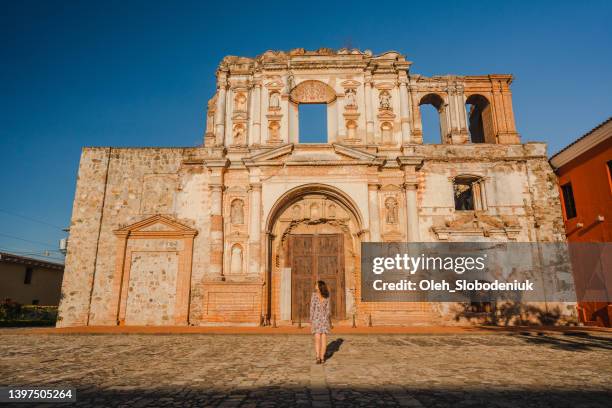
[140,174,178,215]
[379,185,405,241]
[289,80,336,104]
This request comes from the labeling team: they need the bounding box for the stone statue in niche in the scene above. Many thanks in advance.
[385,197,398,224]
[234,93,247,112]
[379,90,391,110]
[345,88,357,108]
[268,121,280,140]
[310,203,320,219]
[233,124,245,145]
[230,244,243,274]
[269,92,280,109]
[291,205,301,219]
[286,73,295,92]
[231,199,244,224]
[328,204,336,218]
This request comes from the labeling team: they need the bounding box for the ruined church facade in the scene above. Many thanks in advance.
[58,49,567,327]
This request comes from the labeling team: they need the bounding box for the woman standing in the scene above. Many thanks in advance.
[310,280,331,364]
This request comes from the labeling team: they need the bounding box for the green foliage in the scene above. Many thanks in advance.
[0,299,58,326]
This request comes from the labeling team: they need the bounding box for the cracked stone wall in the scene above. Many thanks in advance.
[58,147,211,327]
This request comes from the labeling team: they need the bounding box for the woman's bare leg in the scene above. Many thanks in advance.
[320,333,327,361]
[314,333,321,360]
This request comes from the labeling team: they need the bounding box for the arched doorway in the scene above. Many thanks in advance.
[265,184,364,324]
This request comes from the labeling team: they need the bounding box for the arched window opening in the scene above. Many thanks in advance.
[453,175,487,211]
[298,103,327,143]
[380,122,393,145]
[465,94,493,143]
[230,244,243,275]
[419,94,445,144]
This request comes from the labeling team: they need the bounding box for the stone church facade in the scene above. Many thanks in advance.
[58,49,567,327]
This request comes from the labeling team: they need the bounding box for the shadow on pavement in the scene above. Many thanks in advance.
[514,331,612,351]
[67,387,611,407]
[324,338,344,361]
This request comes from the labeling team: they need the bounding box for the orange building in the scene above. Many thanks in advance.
[550,117,612,326]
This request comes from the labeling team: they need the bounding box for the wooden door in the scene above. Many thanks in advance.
[289,234,345,322]
[290,235,314,322]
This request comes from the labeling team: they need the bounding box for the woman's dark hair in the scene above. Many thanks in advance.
[317,280,330,298]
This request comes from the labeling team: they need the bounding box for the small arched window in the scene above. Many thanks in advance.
[380,122,393,145]
[453,175,487,211]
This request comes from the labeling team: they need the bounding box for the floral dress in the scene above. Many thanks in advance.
[309,292,331,334]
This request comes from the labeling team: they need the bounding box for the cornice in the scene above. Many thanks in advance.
[549,118,612,169]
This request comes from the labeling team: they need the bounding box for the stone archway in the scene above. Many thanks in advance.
[265,184,364,324]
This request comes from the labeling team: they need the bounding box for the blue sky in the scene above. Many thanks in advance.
[1,0,611,263]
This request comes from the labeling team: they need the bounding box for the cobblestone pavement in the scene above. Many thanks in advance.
[1,331,611,407]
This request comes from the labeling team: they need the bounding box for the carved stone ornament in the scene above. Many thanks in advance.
[379,90,392,110]
[345,88,357,108]
[290,80,336,104]
[384,196,398,224]
[234,92,247,112]
[230,199,244,224]
[269,92,280,109]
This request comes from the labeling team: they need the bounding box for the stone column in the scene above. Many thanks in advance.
[368,183,381,242]
[209,184,224,279]
[214,75,227,146]
[365,79,374,143]
[290,102,299,143]
[447,84,468,144]
[252,83,261,145]
[399,80,411,145]
[207,160,228,280]
[404,183,420,242]
[328,101,337,142]
[409,84,423,143]
[456,85,468,136]
[336,95,345,140]
[224,88,233,145]
[248,183,262,275]
[398,157,423,242]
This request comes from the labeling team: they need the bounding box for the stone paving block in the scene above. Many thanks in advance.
[0,333,611,406]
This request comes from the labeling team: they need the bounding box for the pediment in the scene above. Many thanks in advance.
[265,80,284,90]
[114,215,197,237]
[244,144,294,165]
[332,144,380,161]
[377,110,396,119]
[374,82,395,90]
[243,143,385,167]
[341,80,361,88]
[232,112,248,121]
[432,213,521,240]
